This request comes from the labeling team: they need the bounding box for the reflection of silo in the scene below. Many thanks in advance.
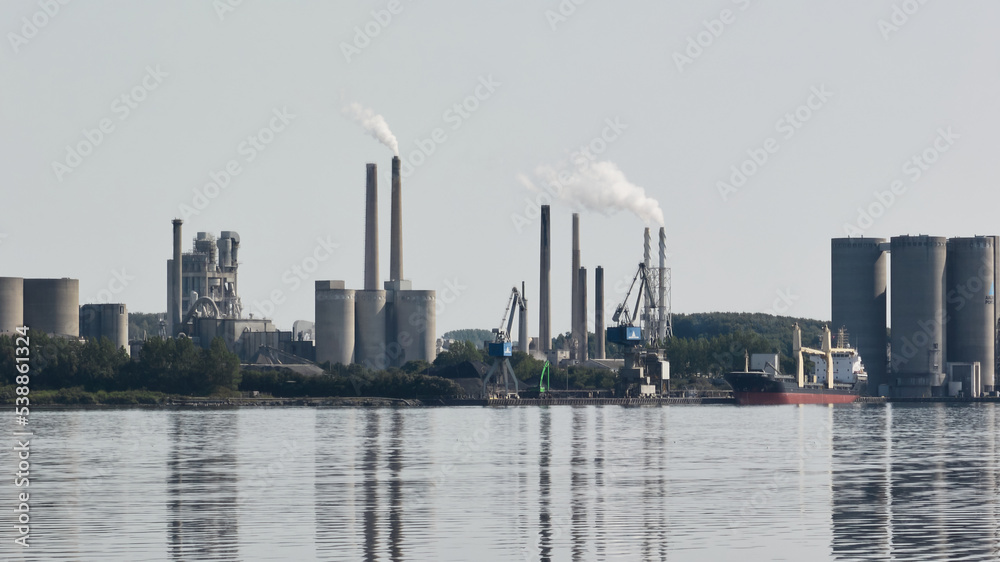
[0,277,24,334]
[831,238,887,394]
[394,290,436,366]
[79,303,129,355]
[315,281,355,366]
[890,235,947,397]
[356,290,388,369]
[23,278,79,337]
[947,237,995,393]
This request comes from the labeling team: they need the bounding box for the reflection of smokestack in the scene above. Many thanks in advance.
[519,281,529,353]
[172,219,183,336]
[539,206,551,353]
[571,213,580,359]
[658,227,667,343]
[390,156,403,281]
[364,164,379,291]
[596,266,605,359]
[579,266,588,361]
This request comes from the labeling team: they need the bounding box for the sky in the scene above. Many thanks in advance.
[2,1,1000,337]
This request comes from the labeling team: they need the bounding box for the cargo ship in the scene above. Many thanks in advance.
[724,324,866,405]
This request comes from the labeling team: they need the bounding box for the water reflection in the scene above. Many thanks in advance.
[832,404,1000,561]
[166,411,239,560]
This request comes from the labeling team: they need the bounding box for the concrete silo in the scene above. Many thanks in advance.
[831,238,887,394]
[355,290,387,369]
[890,235,947,397]
[946,236,995,393]
[79,303,129,355]
[0,277,24,335]
[314,281,355,367]
[393,290,436,366]
[23,278,79,337]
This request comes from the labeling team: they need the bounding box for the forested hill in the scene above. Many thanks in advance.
[672,312,830,352]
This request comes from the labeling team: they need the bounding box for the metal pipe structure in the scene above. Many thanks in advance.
[172,219,183,336]
[390,156,403,282]
[579,266,588,361]
[571,213,580,360]
[643,227,652,344]
[595,266,605,359]
[658,227,667,344]
[539,205,551,353]
[519,281,529,353]
[364,163,379,291]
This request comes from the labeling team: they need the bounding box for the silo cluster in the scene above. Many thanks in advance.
[80,303,130,355]
[314,157,436,369]
[0,277,81,338]
[832,234,999,398]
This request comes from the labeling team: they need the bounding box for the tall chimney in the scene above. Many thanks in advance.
[643,227,652,343]
[658,227,668,343]
[364,163,379,291]
[596,266,605,359]
[578,266,588,361]
[571,213,580,359]
[390,156,403,282]
[172,219,183,336]
[519,281,529,353]
[539,205,551,353]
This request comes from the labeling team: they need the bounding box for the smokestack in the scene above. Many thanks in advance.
[643,227,652,343]
[596,266,605,359]
[390,156,403,282]
[571,213,580,359]
[172,219,183,336]
[578,266,588,361]
[364,163,379,291]
[519,281,529,353]
[658,227,667,343]
[539,205,551,353]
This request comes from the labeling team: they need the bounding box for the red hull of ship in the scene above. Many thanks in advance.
[734,391,858,405]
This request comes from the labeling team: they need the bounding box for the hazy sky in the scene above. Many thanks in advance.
[3,1,999,337]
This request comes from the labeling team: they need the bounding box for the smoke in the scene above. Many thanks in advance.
[518,160,665,225]
[342,102,399,156]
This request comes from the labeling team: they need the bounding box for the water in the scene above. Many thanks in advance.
[3,404,1000,561]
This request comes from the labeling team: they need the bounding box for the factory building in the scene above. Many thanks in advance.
[166,220,310,362]
[831,235,999,398]
[315,157,437,369]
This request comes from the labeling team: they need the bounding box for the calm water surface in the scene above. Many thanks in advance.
[3,404,999,561]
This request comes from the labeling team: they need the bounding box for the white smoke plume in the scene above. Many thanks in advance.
[518,160,665,225]
[342,102,399,156]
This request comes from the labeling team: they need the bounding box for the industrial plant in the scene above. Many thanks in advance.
[832,235,999,398]
[314,157,436,370]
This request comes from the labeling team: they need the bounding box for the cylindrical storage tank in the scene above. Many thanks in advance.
[394,290,436,366]
[890,236,947,397]
[80,303,130,355]
[23,278,79,337]
[355,290,387,369]
[0,277,24,334]
[315,281,355,367]
[831,238,887,395]
[217,237,232,269]
[947,237,995,393]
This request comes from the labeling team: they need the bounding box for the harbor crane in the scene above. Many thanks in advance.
[607,263,670,397]
[482,283,528,398]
